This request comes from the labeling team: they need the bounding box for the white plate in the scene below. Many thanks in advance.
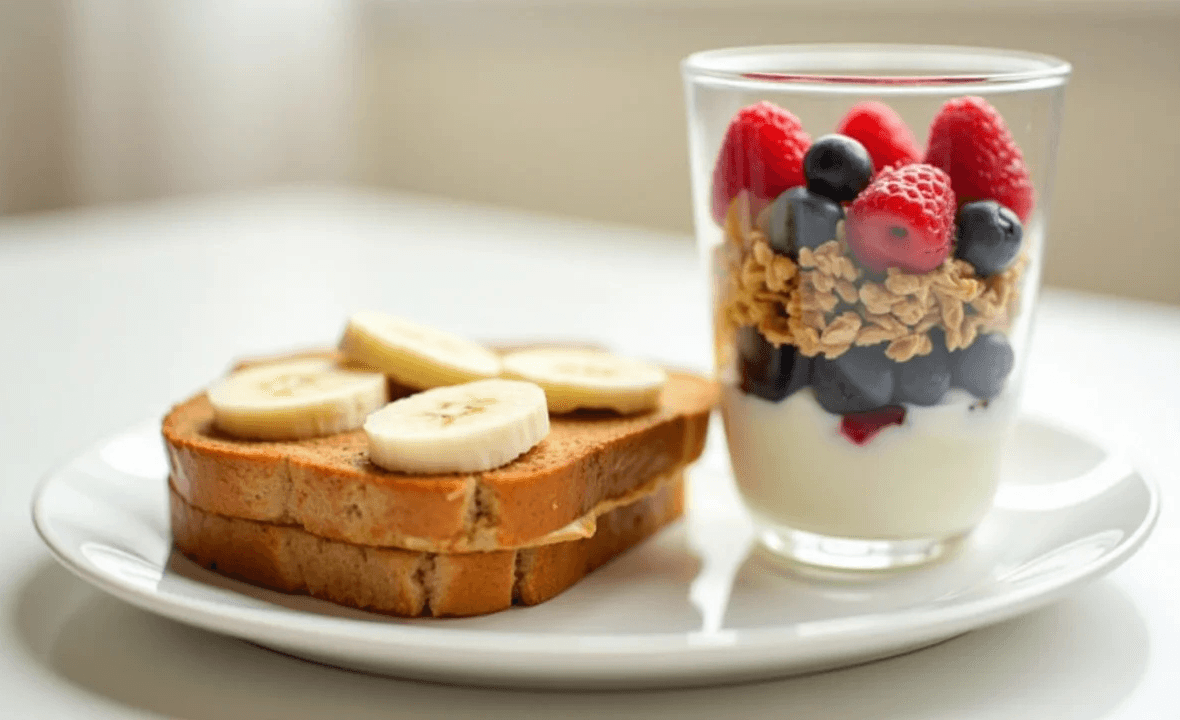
[32,415,1158,690]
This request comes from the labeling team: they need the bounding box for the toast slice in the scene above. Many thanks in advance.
[170,472,686,617]
[163,366,716,553]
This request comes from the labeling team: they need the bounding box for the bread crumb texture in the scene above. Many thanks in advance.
[170,478,684,617]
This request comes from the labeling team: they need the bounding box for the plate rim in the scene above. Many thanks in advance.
[30,414,1161,661]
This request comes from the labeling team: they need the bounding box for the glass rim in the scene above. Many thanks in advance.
[682,44,1071,94]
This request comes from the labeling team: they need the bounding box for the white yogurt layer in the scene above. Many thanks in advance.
[722,385,1017,540]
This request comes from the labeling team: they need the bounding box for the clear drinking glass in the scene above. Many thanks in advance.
[682,45,1069,570]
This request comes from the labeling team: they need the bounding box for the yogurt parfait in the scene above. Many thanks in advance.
[684,46,1069,569]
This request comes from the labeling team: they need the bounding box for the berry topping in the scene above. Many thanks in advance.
[711,102,812,225]
[955,200,1023,277]
[768,187,844,258]
[951,333,1015,400]
[836,101,922,172]
[894,338,951,406]
[840,406,906,445]
[925,96,1034,222]
[812,345,894,414]
[803,134,874,203]
[845,164,956,273]
[737,326,812,402]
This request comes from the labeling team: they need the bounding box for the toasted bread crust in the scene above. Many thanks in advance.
[170,477,685,617]
[163,371,715,553]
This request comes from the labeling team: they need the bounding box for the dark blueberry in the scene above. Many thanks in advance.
[803,134,874,203]
[894,339,951,406]
[952,333,1015,400]
[768,186,844,259]
[737,326,811,402]
[859,266,888,285]
[955,200,1023,277]
[812,345,894,414]
[928,326,949,353]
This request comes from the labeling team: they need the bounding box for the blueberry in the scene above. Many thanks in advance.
[894,341,951,406]
[952,333,1015,400]
[737,326,811,402]
[955,200,1023,276]
[803,134,874,203]
[812,345,894,414]
[768,187,844,259]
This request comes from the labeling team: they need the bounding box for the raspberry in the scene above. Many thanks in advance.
[924,96,1034,221]
[845,164,956,274]
[840,406,906,445]
[836,101,922,172]
[711,102,811,225]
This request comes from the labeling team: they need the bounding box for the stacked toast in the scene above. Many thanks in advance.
[164,314,716,617]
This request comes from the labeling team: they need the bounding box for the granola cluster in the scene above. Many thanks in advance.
[717,204,1026,364]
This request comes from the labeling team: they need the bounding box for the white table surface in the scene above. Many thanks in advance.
[2,188,1177,719]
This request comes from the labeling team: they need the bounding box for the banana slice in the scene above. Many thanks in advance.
[501,348,667,414]
[365,379,549,474]
[208,358,388,440]
[339,312,501,390]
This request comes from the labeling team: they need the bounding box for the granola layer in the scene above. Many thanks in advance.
[716,197,1027,364]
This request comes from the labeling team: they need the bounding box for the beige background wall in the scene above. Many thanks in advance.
[0,2,69,214]
[1,1,1178,305]
[358,1,1180,305]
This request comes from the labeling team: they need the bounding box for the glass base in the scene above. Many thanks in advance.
[756,524,965,572]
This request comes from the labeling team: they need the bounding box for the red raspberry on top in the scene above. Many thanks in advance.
[711,102,811,224]
[924,96,1034,221]
[836,101,922,172]
[846,163,956,274]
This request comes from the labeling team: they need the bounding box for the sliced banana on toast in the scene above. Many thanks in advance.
[208,358,387,440]
[501,348,667,414]
[339,312,501,390]
[365,379,549,474]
